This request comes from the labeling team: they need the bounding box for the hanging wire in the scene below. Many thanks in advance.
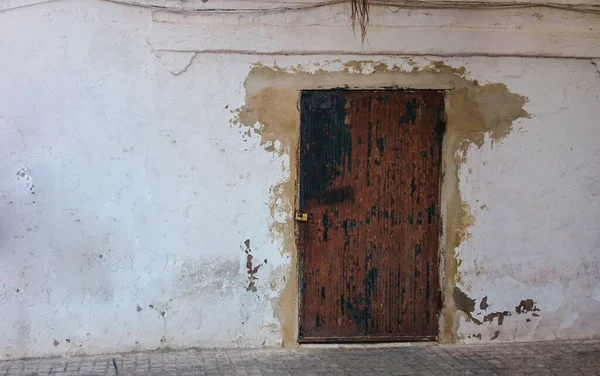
[2,0,599,40]
[98,0,345,13]
[4,0,599,15]
[98,0,600,40]
[99,0,600,13]
[0,0,64,12]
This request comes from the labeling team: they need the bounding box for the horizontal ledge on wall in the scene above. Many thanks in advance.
[147,25,600,59]
[138,0,600,9]
[150,48,599,60]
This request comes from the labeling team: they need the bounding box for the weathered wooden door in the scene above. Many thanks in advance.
[298,90,444,342]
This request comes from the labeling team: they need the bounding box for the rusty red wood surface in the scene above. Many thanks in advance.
[298,90,444,342]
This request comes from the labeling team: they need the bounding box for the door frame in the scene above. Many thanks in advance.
[295,88,448,344]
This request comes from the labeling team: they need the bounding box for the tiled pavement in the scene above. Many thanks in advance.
[1,340,599,375]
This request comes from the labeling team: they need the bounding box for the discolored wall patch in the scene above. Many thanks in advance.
[244,239,264,292]
[453,293,542,340]
[516,299,541,316]
[232,59,529,345]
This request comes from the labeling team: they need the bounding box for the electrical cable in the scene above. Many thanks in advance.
[99,0,345,13]
[0,0,64,13]
[1,0,598,15]
[100,0,600,15]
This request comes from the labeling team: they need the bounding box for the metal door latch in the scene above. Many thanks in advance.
[295,211,308,222]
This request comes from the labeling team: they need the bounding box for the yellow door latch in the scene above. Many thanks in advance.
[295,211,308,222]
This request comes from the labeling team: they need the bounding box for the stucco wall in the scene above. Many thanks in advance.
[0,0,599,358]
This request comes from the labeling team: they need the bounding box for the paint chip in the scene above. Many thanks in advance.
[480,296,489,310]
[490,330,500,340]
[515,299,540,314]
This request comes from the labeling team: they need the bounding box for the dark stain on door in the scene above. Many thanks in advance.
[298,90,445,342]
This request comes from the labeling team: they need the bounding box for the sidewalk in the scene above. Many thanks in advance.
[1,340,598,375]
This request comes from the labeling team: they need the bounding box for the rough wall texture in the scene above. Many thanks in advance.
[0,0,599,359]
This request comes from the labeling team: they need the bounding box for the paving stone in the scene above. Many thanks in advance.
[0,340,598,375]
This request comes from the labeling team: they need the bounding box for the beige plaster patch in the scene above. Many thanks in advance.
[232,59,528,345]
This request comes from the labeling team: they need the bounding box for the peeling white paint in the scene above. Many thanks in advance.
[455,65,600,341]
[0,0,599,358]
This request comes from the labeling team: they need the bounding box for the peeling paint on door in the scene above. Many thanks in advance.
[298,90,444,342]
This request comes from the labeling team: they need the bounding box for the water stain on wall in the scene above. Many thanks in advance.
[233,59,529,344]
[179,258,241,297]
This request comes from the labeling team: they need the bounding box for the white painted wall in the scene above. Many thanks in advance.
[454,58,600,342]
[0,0,599,358]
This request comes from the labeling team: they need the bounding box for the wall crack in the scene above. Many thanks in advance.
[153,51,199,76]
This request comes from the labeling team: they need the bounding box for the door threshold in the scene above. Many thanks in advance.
[299,342,437,349]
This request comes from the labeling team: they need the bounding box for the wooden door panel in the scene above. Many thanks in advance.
[299,90,444,342]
